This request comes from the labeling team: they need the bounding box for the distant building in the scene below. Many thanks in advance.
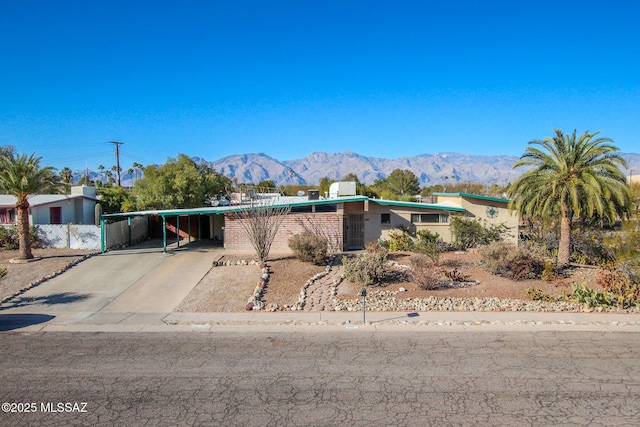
[0,185,98,225]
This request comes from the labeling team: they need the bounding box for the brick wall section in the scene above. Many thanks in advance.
[224,212,343,253]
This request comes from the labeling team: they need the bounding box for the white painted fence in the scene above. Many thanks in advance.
[35,217,149,250]
[37,224,101,250]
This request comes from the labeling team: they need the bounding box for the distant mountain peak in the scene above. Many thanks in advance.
[201,151,640,186]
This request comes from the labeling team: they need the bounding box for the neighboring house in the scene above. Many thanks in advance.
[101,185,518,252]
[0,185,98,226]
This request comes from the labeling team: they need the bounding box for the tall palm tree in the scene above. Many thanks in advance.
[0,153,60,260]
[509,129,631,268]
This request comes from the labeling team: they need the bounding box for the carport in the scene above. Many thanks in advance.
[101,206,228,253]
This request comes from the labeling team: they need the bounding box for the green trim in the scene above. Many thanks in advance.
[371,199,466,212]
[101,196,370,220]
[433,192,511,203]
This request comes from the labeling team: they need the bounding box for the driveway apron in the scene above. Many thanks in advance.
[0,243,215,322]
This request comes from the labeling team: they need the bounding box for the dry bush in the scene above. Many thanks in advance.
[480,242,544,281]
[288,231,328,265]
[343,251,387,286]
[410,256,441,290]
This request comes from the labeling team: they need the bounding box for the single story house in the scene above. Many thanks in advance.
[0,185,98,226]
[100,186,518,253]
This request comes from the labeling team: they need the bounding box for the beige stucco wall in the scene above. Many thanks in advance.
[436,195,518,244]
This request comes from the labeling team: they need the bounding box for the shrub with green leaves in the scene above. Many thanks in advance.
[526,288,557,302]
[450,217,507,250]
[343,251,387,286]
[414,230,447,265]
[387,229,414,252]
[288,231,328,265]
[571,283,616,307]
[479,242,544,281]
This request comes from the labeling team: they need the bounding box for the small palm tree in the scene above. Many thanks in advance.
[509,129,631,268]
[0,153,60,260]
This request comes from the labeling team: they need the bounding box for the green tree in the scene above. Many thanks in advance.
[341,173,378,198]
[59,167,74,186]
[133,154,230,210]
[256,180,277,191]
[98,185,135,214]
[509,129,631,268]
[0,153,61,259]
[318,177,334,197]
[374,169,420,200]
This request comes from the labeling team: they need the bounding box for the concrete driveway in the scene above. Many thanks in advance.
[0,240,220,329]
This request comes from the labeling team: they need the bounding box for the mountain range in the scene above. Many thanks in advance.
[205,150,640,186]
[80,150,640,187]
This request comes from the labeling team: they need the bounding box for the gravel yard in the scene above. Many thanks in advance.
[1,246,614,313]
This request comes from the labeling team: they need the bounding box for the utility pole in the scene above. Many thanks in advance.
[108,141,124,186]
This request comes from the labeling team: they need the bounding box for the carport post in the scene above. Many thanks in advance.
[162,215,167,253]
[188,214,191,243]
[100,217,106,253]
[127,217,131,246]
[176,215,180,248]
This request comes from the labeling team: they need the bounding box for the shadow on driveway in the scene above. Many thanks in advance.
[0,314,55,331]
[0,292,91,310]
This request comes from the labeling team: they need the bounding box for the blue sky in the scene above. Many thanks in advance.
[1,0,639,174]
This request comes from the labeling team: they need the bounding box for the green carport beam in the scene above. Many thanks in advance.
[100,216,106,253]
[176,215,180,248]
[162,215,167,253]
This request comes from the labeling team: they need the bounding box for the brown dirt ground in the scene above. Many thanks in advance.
[1,247,604,312]
[178,250,603,312]
[0,248,97,301]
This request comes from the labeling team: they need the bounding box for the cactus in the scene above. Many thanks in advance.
[94,203,103,226]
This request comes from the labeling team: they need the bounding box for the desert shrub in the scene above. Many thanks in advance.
[540,260,556,282]
[288,231,328,265]
[0,225,41,250]
[0,267,7,279]
[570,229,615,265]
[450,217,507,250]
[480,242,544,281]
[604,220,640,263]
[443,268,471,282]
[410,256,441,290]
[526,288,557,302]
[571,283,616,307]
[343,251,387,286]
[366,240,389,256]
[596,262,640,304]
[414,230,447,265]
[387,228,414,252]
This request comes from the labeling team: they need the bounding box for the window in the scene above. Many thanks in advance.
[0,208,15,224]
[411,213,448,223]
[50,207,62,224]
[381,213,390,224]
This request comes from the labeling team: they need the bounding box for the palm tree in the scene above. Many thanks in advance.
[59,167,74,187]
[0,153,60,260]
[509,129,631,268]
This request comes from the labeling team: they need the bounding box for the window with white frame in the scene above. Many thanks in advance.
[411,213,448,223]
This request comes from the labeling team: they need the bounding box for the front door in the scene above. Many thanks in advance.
[344,214,364,250]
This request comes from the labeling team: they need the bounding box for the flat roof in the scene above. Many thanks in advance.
[433,192,511,203]
[102,195,466,219]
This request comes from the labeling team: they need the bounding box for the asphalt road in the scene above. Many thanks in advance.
[1,330,639,426]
